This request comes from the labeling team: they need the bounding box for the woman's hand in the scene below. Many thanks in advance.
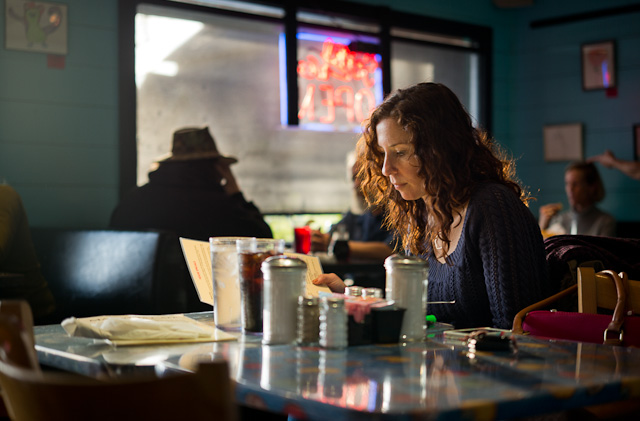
[538,203,562,230]
[312,273,346,293]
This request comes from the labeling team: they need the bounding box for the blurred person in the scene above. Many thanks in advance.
[588,149,640,180]
[0,183,56,323]
[539,161,616,237]
[109,127,272,241]
[310,150,396,262]
[313,82,551,329]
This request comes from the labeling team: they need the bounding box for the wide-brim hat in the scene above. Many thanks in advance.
[156,126,238,164]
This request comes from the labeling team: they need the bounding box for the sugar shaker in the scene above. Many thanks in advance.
[384,254,428,342]
[262,256,306,345]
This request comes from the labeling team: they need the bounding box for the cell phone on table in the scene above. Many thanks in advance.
[443,327,511,346]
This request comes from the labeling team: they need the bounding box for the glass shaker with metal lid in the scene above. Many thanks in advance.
[261,255,306,345]
[319,296,348,349]
[384,254,429,342]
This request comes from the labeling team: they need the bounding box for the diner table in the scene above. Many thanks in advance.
[34,311,640,420]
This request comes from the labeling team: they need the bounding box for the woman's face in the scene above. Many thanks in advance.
[565,169,594,211]
[377,118,426,201]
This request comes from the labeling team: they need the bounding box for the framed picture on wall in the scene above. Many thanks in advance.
[5,1,68,55]
[581,40,616,91]
[635,124,640,162]
[543,123,583,162]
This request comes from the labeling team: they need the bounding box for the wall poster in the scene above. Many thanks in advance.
[5,0,67,55]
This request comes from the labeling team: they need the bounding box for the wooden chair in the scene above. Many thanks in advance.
[0,300,237,421]
[576,269,640,421]
[577,267,640,315]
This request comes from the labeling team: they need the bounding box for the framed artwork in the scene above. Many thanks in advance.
[581,40,615,91]
[543,123,583,162]
[5,0,68,55]
[635,124,640,162]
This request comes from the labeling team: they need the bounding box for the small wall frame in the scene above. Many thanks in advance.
[581,40,616,91]
[543,123,583,162]
[5,1,68,55]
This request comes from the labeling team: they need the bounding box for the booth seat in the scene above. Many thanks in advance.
[616,221,640,239]
[29,228,210,324]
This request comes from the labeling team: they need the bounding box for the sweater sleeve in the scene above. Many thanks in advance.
[470,185,548,329]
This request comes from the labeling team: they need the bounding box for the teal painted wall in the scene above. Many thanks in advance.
[0,0,118,228]
[507,0,640,223]
[0,0,638,228]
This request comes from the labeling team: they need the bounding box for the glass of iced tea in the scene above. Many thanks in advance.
[236,238,285,333]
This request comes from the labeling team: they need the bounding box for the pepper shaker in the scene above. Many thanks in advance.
[319,296,348,349]
[297,296,320,346]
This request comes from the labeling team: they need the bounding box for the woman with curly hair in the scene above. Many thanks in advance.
[314,82,552,329]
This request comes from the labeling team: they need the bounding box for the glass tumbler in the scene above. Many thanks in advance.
[236,238,285,333]
[210,236,248,331]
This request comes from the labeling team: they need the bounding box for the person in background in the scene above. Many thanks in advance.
[313,82,551,329]
[310,150,396,261]
[588,149,640,180]
[539,161,616,237]
[0,183,56,323]
[109,127,272,241]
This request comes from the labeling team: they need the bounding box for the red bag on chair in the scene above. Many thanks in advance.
[514,270,640,347]
[521,310,640,347]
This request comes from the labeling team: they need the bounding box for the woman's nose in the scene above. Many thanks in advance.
[382,156,393,176]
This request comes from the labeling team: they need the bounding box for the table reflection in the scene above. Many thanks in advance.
[34,313,640,420]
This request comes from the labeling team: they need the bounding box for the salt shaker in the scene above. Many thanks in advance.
[261,256,306,345]
[362,287,383,299]
[384,254,428,342]
[344,285,363,298]
[319,296,348,349]
[297,296,319,346]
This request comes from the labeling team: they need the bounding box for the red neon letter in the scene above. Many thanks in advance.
[354,89,375,122]
[334,85,355,122]
[319,84,335,124]
[298,84,316,121]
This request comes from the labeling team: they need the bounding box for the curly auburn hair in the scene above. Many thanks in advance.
[358,82,528,258]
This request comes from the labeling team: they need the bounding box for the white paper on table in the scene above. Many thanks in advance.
[61,314,236,346]
[178,238,331,305]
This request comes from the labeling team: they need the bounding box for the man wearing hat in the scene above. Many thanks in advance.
[109,127,273,241]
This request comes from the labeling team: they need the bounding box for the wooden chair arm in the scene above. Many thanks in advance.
[512,284,577,334]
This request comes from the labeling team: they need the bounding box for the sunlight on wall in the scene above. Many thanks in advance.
[135,14,204,86]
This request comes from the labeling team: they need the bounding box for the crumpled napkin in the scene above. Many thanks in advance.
[61,315,235,344]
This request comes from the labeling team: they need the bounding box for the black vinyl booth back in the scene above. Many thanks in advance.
[30,228,209,324]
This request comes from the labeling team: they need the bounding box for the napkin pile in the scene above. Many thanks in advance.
[61,314,236,345]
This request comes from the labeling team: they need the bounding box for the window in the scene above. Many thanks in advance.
[391,34,481,125]
[119,0,492,214]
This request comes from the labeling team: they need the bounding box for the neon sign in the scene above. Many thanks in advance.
[296,37,382,131]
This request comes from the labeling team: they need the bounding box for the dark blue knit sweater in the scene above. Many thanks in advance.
[426,183,550,329]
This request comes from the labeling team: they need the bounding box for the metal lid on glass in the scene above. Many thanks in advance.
[384,254,428,269]
[262,255,306,270]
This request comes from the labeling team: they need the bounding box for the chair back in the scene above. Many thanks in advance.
[578,267,640,315]
[0,300,237,421]
[0,300,39,371]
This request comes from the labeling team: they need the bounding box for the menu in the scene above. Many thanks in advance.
[179,238,330,306]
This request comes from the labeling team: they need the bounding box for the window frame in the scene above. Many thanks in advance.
[117,0,492,197]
